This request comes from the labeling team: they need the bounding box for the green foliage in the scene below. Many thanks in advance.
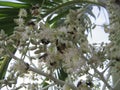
[0,43,18,81]
[0,1,28,8]
[0,56,10,80]
[57,68,68,81]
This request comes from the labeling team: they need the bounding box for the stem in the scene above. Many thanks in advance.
[0,79,16,84]
[29,66,77,90]
[91,64,113,90]
[102,67,111,90]
[82,54,113,90]
[102,61,114,74]
[112,62,120,90]
[113,78,120,89]
[29,66,65,85]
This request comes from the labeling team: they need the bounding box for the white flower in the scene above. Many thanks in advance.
[14,61,28,73]
[0,29,7,40]
[38,28,55,42]
[64,48,79,61]
[18,9,27,17]
[63,48,86,74]
[30,4,41,17]
[21,29,30,40]
[14,18,24,26]
[45,52,62,69]
[14,26,25,32]
[58,27,68,34]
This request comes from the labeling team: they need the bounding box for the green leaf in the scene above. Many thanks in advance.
[57,68,68,81]
[0,42,18,81]
[0,16,17,35]
[0,1,29,8]
[17,0,43,5]
[41,78,49,88]
[0,8,19,15]
[0,56,10,80]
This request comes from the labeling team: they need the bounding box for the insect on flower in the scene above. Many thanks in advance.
[30,4,41,16]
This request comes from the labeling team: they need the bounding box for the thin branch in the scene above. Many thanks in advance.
[29,66,65,85]
[102,67,111,90]
[0,79,16,85]
[11,86,22,90]
[29,66,77,90]
[2,45,23,62]
[102,61,112,74]
[91,64,113,90]
[82,54,113,90]
[113,78,120,89]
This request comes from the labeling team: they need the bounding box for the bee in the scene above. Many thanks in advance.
[31,4,39,10]
[115,0,120,6]
[86,80,93,87]
[77,80,82,87]
[25,62,29,70]
[50,61,56,66]
[56,39,66,54]
[77,80,92,90]
[27,21,35,26]
[67,31,74,34]
[39,53,48,59]
[30,4,40,16]
[41,39,50,45]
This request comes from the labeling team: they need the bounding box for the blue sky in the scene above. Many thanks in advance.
[88,6,109,44]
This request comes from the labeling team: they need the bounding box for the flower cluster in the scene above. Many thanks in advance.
[63,47,87,74]
[105,0,120,60]
[1,7,93,76]
[0,4,107,90]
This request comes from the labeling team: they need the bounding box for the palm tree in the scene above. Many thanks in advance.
[0,0,120,90]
